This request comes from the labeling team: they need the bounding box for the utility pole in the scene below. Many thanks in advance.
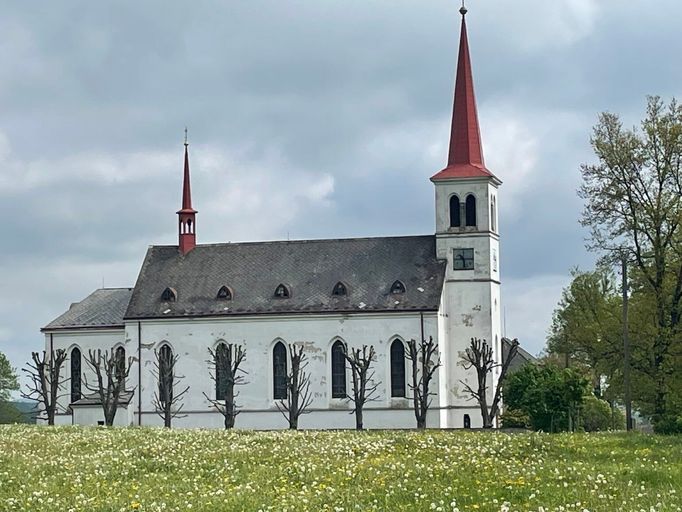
[622,255,633,431]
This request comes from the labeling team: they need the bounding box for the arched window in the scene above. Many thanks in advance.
[465,195,477,227]
[491,196,497,232]
[331,340,346,398]
[215,342,228,400]
[217,286,232,300]
[449,195,461,227]
[332,282,347,296]
[158,344,173,404]
[161,287,176,302]
[115,346,126,385]
[390,280,406,294]
[70,347,81,403]
[273,342,287,400]
[390,339,406,397]
[274,284,290,299]
[464,414,471,429]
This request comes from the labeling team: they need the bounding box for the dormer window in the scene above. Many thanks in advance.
[161,287,177,302]
[332,282,347,296]
[390,280,406,294]
[216,286,232,300]
[274,284,290,299]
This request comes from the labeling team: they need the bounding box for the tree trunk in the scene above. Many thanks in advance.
[416,417,426,429]
[356,406,363,430]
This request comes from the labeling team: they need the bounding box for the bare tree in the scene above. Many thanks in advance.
[151,347,189,428]
[203,343,247,429]
[276,343,314,429]
[460,337,519,428]
[343,344,380,430]
[83,348,134,426]
[406,336,442,429]
[21,350,68,425]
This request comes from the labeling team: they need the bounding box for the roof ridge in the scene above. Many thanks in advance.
[150,234,434,249]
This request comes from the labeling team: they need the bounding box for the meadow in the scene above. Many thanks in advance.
[0,426,679,512]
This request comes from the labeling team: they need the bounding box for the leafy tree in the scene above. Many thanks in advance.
[579,96,682,423]
[504,363,590,432]
[0,351,19,402]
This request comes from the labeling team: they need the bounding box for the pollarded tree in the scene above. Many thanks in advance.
[21,349,68,425]
[83,348,133,426]
[152,345,189,428]
[276,343,314,430]
[406,336,441,429]
[579,96,682,423]
[203,342,247,429]
[343,344,380,430]
[459,337,519,428]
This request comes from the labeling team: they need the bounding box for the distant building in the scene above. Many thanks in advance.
[502,338,537,374]
[42,7,505,429]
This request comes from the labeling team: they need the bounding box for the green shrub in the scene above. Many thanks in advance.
[654,414,682,434]
[501,408,530,428]
[581,395,624,431]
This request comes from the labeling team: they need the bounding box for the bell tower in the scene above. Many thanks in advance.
[432,4,503,428]
[177,130,197,255]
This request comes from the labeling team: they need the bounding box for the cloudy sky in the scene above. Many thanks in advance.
[1,0,681,381]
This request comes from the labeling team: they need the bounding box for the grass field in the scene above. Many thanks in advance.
[0,426,680,512]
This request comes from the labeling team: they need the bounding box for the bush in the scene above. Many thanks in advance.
[653,414,682,434]
[501,408,530,429]
[581,395,624,431]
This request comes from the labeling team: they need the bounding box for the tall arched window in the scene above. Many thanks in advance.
[491,196,497,232]
[273,342,287,400]
[331,340,346,398]
[215,342,228,400]
[390,339,406,397]
[449,195,461,227]
[158,344,173,404]
[115,346,126,385]
[70,347,81,403]
[465,195,477,227]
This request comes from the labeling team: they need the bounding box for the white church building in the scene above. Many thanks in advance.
[42,6,504,429]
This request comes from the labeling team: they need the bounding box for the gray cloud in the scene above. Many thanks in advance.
[1,0,681,379]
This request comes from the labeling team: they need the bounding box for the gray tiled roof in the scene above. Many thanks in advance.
[43,288,133,331]
[125,235,446,319]
[71,390,135,407]
[502,337,537,374]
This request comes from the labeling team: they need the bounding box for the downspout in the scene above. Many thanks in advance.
[420,312,425,341]
[138,321,142,426]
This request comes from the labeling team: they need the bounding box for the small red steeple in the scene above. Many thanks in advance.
[431,5,498,182]
[177,129,197,255]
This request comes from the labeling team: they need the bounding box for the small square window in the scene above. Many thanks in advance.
[454,248,474,270]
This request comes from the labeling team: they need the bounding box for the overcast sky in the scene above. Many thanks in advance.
[1,0,681,382]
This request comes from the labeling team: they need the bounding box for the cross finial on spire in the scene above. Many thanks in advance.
[184,127,188,147]
[460,0,468,16]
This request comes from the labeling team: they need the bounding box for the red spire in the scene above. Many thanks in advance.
[431,6,498,182]
[177,130,197,255]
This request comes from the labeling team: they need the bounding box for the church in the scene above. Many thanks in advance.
[42,6,504,429]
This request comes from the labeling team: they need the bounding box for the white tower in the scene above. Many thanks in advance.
[433,5,503,428]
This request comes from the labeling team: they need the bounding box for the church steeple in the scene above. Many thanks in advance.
[177,130,197,255]
[431,5,498,182]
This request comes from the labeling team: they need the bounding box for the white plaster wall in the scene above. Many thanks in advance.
[73,405,134,426]
[433,177,503,426]
[126,312,442,429]
[43,329,126,414]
